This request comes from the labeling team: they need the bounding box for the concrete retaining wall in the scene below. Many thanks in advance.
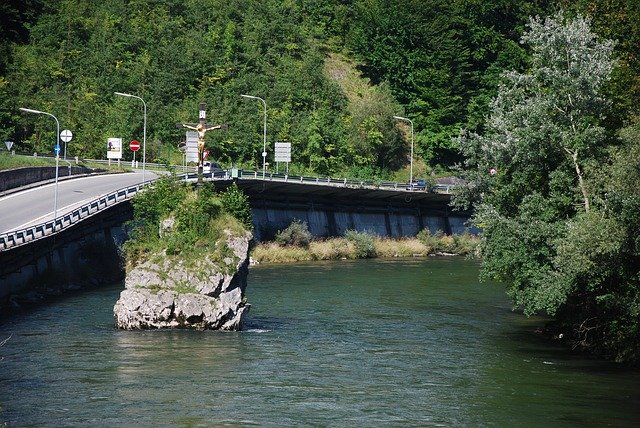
[0,166,99,193]
[251,207,472,241]
[0,203,131,314]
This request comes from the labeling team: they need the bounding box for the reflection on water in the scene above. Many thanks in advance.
[1,258,639,426]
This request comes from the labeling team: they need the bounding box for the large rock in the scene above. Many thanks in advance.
[114,231,252,330]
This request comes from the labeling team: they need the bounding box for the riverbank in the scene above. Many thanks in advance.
[251,231,479,264]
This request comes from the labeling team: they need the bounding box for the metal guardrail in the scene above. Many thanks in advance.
[0,182,149,252]
[78,158,457,193]
[228,170,457,194]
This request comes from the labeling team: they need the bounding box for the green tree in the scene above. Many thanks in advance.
[455,13,640,363]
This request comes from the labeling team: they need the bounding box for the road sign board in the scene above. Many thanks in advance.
[107,137,122,159]
[54,144,61,155]
[185,131,198,163]
[203,150,209,160]
[274,142,291,162]
[60,129,73,143]
[129,140,141,151]
[4,141,13,151]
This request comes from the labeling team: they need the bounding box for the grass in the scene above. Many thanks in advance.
[0,152,133,173]
[0,153,58,170]
[251,233,480,264]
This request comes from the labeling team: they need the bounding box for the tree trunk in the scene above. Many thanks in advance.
[565,147,590,212]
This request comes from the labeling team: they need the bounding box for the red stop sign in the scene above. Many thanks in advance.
[129,140,140,151]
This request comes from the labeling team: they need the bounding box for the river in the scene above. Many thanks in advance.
[1,258,639,426]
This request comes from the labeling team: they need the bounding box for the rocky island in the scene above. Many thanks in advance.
[113,178,253,330]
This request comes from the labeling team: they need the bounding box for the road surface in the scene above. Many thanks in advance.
[0,172,156,234]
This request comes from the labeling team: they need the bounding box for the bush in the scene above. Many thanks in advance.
[345,230,375,258]
[221,183,253,229]
[275,219,312,248]
[130,176,188,235]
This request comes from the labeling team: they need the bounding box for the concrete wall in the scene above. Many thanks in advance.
[0,166,100,193]
[0,203,131,314]
[251,206,472,241]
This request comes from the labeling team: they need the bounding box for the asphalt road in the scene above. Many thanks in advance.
[0,172,156,233]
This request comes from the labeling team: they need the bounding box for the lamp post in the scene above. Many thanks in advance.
[241,94,267,179]
[19,107,60,219]
[115,92,147,183]
[393,115,414,189]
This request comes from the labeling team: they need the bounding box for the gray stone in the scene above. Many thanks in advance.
[114,230,252,330]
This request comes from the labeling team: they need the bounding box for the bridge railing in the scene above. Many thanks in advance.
[0,182,149,252]
[80,158,458,193]
[230,170,457,194]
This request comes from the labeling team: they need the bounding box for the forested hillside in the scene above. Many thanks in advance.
[1,0,638,179]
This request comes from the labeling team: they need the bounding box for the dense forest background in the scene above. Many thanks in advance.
[1,0,639,180]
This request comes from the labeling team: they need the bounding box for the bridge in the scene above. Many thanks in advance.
[0,165,469,310]
[0,166,465,250]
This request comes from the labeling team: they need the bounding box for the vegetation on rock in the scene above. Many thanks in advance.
[123,176,250,271]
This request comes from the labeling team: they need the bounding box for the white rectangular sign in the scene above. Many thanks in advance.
[107,138,122,159]
[274,142,291,162]
[186,131,199,163]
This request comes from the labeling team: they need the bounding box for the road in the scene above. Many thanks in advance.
[0,172,156,233]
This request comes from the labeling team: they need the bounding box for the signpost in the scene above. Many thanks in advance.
[60,129,72,160]
[107,137,122,166]
[185,131,198,163]
[130,139,140,167]
[274,142,292,174]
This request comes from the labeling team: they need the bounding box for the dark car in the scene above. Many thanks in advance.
[406,179,427,191]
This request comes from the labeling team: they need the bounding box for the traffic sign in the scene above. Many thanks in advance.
[129,140,141,151]
[54,144,61,155]
[60,129,73,143]
[4,141,13,151]
[274,142,291,162]
[203,150,209,160]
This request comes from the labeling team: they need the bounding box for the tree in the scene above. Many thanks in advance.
[454,12,640,363]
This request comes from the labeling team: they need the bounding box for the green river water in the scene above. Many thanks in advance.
[1,257,639,426]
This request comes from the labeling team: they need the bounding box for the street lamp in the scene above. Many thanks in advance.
[19,107,60,219]
[114,92,147,183]
[393,115,414,189]
[241,94,267,179]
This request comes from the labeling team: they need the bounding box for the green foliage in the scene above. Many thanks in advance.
[220,183,252,229]
[346,0,549,165]
[124,177,248,269]
[456,12,640,363]
[417,229,479,255]
[174,184,222,238]
[130,176,188,237]
[275,219,312,248]
[345,229,375,259]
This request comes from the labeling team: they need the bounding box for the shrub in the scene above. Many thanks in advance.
[221,183,253,229]
[345,230,375,258]
[275,219,312,248]
[174,187,222,237]
[131,176,188,230]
